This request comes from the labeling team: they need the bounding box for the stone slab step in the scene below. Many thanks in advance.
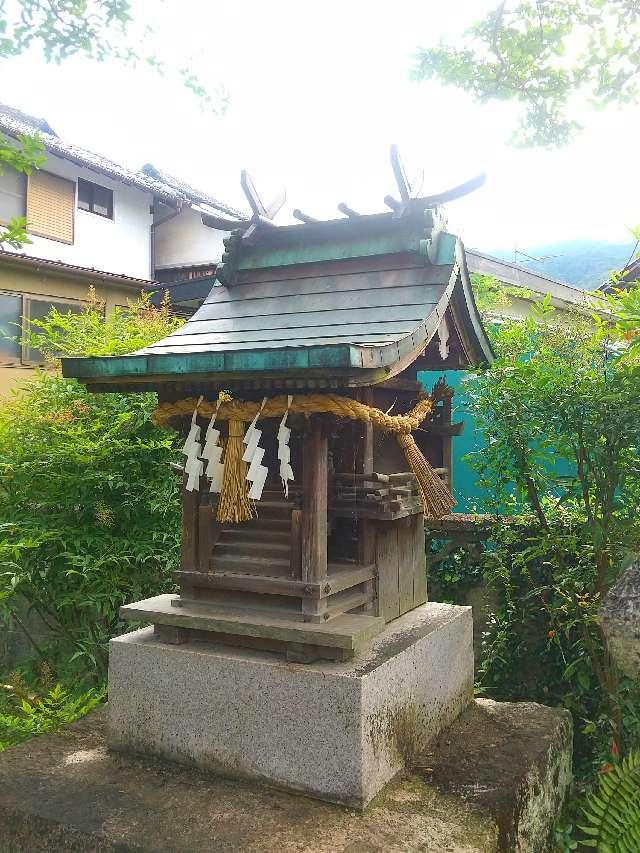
[120,593,384,651]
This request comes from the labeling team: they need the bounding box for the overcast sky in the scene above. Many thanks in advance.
[2,0,638,253]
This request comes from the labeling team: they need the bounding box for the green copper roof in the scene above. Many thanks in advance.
[61,210,492,391]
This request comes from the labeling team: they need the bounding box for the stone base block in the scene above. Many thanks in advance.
[107,601,473,808]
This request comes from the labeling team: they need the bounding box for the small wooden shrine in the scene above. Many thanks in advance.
[63,149,493,663]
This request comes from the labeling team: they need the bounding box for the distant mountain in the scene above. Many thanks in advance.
[490,240,636,290]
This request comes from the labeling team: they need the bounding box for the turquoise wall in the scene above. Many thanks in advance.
[418,369,575,513]
[418,370,486,513]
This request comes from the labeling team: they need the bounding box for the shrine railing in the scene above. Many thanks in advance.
[424,513,495,570]
[328,471,423,520]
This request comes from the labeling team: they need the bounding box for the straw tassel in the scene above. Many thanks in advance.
[397,433,455,518]
[216,419,255,523]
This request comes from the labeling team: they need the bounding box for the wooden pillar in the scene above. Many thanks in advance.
[290,508,303,578]
[358,414,376,565]
[301,416,328,621]
[302,416,328,581]
[181,474,198,573]
[358,390,377,614]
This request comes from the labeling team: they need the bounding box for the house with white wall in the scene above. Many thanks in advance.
[0,103,244,393]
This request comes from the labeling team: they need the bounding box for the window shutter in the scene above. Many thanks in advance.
[26,170,75,244]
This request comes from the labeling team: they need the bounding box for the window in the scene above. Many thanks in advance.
[78,178,113,219]
[0,291,84,365]
[26,170,75,243]
[23,296,84,363]
[0,293,21,361]
[0,167,26,225]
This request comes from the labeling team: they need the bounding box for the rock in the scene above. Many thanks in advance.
[416,698,573,853]
[0,699,571,852]
[599,555,640,678]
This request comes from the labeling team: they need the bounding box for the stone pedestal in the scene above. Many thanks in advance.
[107,601,473,808]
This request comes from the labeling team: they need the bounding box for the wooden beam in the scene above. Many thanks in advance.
[421,173,486,207]
[337,202,360,218]
[332,472,419,484]
[122,593,384,652]
[413,513,427,606]
[376,523,400,622]
[197,502,213,573]
[292,209,318,224]
[398,516,415,615]
[266,188,286,219]
[175,564,375,598]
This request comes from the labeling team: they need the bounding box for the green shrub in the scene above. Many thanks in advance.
[0,674,104,751]
[0,291,183,680]
[442,299,640,777]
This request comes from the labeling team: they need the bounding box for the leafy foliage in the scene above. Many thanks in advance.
[579,751,640,850]
[23,286,184,358]
[0,0,134,62]
[605,238,640,361]
[466,305,640,593]
[0,294,183,678]
[470,272,531,316]
[414,1,640,146]
[0,678,104,750]
[429,305,640,778]
[0,131,46,248]
[0,0,224,112]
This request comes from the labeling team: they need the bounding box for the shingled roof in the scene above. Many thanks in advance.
[142,164,247,220]
[62,205,493,392]
[0,103,239,214]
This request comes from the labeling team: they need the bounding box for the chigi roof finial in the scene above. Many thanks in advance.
[240,169,286,242]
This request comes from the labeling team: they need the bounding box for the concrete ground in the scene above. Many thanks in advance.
[0,700,571,853]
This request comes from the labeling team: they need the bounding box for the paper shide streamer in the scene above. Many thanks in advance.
[181,396,204,492]
[202,398,224,493]
[243,397,268,501]
[277,395,294,498]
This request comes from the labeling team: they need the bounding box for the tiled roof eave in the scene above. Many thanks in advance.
[0,249,154,287]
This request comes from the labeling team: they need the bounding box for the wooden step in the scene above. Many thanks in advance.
[219,527,290,545]
[252,501,296,519]
[240,517,291,531]
[212,553,291,577]
[259,489,301,501]
[215,540,291,559]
